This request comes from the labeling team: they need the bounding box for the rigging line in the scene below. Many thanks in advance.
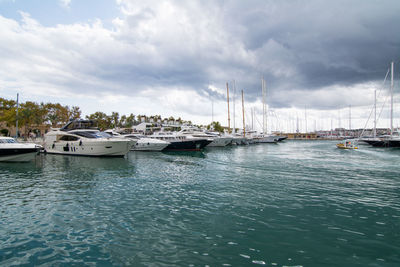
[359,67,390,137]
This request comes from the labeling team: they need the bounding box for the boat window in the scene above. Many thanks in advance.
[74,131,112,139]
[59,135,80,141]
[61,120,97,131]
[0,138,17,143]
[74,132,97,139]
[96,132,112,138]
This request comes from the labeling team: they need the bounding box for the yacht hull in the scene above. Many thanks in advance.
[45,140,131,157]
[364,139,400,147]
[207,137,233,147]
[131,139,169,151]
[0,148,40,162]
[163,139,211,151]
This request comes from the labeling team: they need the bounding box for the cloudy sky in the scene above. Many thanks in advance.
[0,0,399,132]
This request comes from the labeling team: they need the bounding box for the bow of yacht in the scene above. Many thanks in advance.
[0,137,42,162]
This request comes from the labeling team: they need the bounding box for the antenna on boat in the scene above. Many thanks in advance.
[15,93,19,138]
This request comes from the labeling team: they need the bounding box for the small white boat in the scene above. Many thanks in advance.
[0,137,42,162]
[44,120,132,157]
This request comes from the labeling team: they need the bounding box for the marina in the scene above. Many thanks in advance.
[1,140,399,266]
[1,1,400,266]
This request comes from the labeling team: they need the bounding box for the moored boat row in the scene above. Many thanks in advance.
[1,119,288,162]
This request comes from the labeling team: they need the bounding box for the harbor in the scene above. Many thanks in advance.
[1,1,400,266]
[1,140,399,266]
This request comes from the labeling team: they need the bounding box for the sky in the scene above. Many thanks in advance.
[0,0,400,132]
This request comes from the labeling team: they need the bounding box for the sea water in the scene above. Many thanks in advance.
[0,140,399,266]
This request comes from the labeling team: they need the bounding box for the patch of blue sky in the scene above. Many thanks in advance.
[0,0,119,27]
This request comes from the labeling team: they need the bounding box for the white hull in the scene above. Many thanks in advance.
[45,139,131,157]
[0,138,41,162]
[254,135,277,143]
[231,137,248,145]
[207,137,233,147]
[131,138,169,151]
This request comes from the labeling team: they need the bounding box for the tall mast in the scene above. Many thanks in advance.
[226,82,231,133]
[252,108,254,130]
[349,105,351,131]
[16,93,19,138]
[233,80,236,133]
[305,105,307,133]
[262,78,267,134]
[374,89,377,137]
[242,90,245,137]
[390,61,394,136]
[211,98,214,124]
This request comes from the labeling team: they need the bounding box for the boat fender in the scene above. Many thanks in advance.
[79,140,82,146]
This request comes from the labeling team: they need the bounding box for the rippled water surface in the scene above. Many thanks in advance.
[1,140,400,266]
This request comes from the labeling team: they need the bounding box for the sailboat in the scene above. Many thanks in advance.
[256,78,277,143]
[363,62,400,147]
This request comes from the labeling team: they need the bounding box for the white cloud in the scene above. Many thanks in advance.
[59,0,71,9]
[0,0,399,129]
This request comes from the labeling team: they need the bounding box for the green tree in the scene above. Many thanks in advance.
[125,113,135,127]
[68,106,81,120]
[86,111,111,130]
[111,112,119,128]
[45,103,69,127]
[0,98,17,127]
[208,121,224,133]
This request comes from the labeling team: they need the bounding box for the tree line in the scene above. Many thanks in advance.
[1,97,225,136]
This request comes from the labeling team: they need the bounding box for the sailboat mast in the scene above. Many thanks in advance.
[349,105,351,131]
[390,61,394,136]
[226,82,231,133]
[305,105,307,133]
[242,90,245,137]
[262,78,267,134]
[16,93,19,138]
[233,80,236,133]
[211,98,214,124]
[374,90,377,138]
[252,108,254,130]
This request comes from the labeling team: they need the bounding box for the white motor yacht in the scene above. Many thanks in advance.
[104,130,169,151]
[126,134,169,151]
[251,133,277,143]
[0,136,42,162]
[178,127,232,147]
[44,120,132,157]
[148,131,211,151]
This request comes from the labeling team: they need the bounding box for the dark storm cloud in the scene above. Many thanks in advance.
[209,0,400,108]
[1,0,399,116]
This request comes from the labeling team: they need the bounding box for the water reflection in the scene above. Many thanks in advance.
[41,153,133,172]
[161,151,206,158]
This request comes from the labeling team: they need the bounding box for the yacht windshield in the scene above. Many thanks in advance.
[0,138,17,143]
[74,131,112,139]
